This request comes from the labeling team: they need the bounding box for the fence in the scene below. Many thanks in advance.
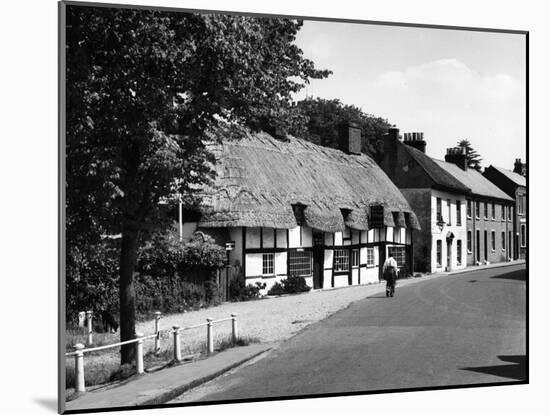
[65,312,239,393]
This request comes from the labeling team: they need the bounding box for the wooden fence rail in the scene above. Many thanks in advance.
[66,312,239,393]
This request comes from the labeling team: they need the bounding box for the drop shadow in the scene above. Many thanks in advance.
[34,398,58,412]
[461,355,526,381]
[366,295,389,299]
[491,271,526,281]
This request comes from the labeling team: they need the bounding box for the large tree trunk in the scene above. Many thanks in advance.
[119,222,139,365]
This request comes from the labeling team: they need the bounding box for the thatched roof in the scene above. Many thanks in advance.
[197,131,420,232]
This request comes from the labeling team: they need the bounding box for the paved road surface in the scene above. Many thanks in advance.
[171,264,526,403]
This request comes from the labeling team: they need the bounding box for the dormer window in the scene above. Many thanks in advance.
[292,203,306,226]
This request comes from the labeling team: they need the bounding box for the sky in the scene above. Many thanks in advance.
[293,20,526,170]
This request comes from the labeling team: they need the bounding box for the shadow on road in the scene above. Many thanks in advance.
[491,271,526,282]
[461,355,526,381]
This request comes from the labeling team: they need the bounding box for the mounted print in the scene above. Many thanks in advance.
[59,1,528,413]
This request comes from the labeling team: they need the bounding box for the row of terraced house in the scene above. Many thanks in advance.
[175,123,526,294]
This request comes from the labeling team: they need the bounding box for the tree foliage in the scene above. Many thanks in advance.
[288,97,391,157]
[457,139,483,171]
[65,5,329,363]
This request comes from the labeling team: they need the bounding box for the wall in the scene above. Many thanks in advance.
[400,188,432,272]
[466,198,514,265]
[429,189,468,272]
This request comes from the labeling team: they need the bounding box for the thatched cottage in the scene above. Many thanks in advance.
[178,125,420,293]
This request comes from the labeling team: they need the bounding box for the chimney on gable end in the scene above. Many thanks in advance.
[513,158,526,176]
[338,121,362,155]
[403,132,427,153]
[445,147,468,170]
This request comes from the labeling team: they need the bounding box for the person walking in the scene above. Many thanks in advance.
[383,256,398,297]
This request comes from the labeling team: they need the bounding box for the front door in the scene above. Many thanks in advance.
[312,231,324,289]
[446,240,452,271]
[484,230,488,261]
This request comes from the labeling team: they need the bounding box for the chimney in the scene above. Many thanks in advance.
[513,158,525,176]
[403,131,427,153]
[445,147,468,170]
[338,121,362,155]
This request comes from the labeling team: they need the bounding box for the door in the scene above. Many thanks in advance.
[312,231,324,289]
[484,230,488,261]
[312,247,324,289]
[446,240,452,271]
[476,230,480,262]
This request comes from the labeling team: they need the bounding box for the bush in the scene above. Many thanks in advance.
[267,282,285,296]
[66,227,227,323]
[267,276,311,295]
[229,278,266,301]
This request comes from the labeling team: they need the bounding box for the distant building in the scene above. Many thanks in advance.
[483,165,527,260]
[377,127,515,272]
[377,128,470,273]
[178,126,420,293]
[434,153,515,266]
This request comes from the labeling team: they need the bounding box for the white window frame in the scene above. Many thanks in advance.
[333,249,349,272]
[366,248,375,267]
[262,253,274,276]
[457,240,462,265]
[351,249,359,268]
[491,230,496,252]
[467,231,472,253]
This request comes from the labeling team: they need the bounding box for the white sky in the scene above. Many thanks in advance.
[293,20,526,170]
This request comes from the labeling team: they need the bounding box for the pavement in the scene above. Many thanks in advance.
[64,343,274,412]
[63,259,525,413]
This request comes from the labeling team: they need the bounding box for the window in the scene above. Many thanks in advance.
[351,249,359,267]
[457,240,462,265]
[436,240,442,267]
[288,251,312,276]
[467,200,472,218]
[491,203,495,220]
[436,198,442,222]
[518,194,525,215]
[388,246,406,267]
[262,253,274,275]
[501,231,506,250]
[521,224,527,247]
[456,201,462,225]
[447,199,452,225]
[467,231,472,253]
[508,205,512,220]
[491,231,496,251]
[475,201,480,218]
[501,204,506,220]
[333,249,349,272]
[483,202,488,219]
[366,248,375,267]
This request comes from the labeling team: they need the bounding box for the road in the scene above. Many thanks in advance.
[171,264,526,403]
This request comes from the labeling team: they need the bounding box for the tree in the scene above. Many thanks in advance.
[65,6,329,364]
[457,139,483,171]
[288,97,391,157]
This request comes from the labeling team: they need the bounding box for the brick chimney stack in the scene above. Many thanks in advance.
[403,132,427,153]
[338,121,362,155]
[444,147,468,170]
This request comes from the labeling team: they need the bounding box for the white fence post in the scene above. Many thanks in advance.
[173,325,181,362]
[154,311,162,353]
[206,318,214,354]
[135,332,144,374]
[86,311,93,345]
[74,343,86,393]
[78,311,86,328]
[231,313,238,343]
